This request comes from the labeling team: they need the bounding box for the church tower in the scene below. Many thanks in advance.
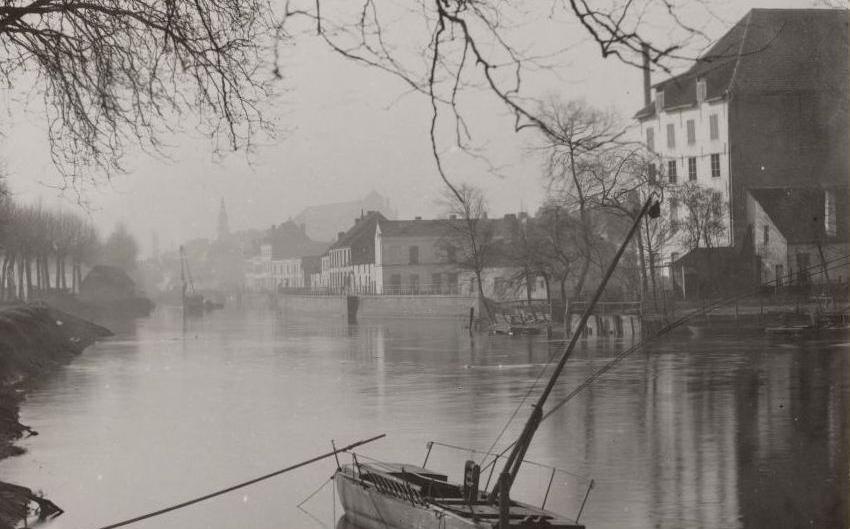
[217,198,230,241]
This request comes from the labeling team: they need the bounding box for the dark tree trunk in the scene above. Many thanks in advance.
[56,254,62,292]
[18,256,26,300]
[474,269,492,323]
[636,224,648,300]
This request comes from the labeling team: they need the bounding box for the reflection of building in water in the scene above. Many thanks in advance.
[736,350,848,529]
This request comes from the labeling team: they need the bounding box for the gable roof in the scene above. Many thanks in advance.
[378,216,522,240]
[378,218,462,238]
[750,187,848,244]
[330,211,386,265]
[636,8,849,119]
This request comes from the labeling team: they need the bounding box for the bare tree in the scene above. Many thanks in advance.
[674,183,727,250]
[533,204,581,306]
[505,215,546,303]
[0,196,100,300]
[0,0,273,184]
[534,98,627,299]
[439,183,496,321]
[277,0,715,195]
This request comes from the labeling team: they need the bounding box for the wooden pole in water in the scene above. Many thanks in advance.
[498,472,510,529]
[468,307,475,335]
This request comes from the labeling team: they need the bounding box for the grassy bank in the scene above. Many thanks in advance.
[0,303,111,528]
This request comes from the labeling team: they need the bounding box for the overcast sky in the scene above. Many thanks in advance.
[0,0,829,256]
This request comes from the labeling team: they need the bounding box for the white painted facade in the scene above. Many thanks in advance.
[245,243,310,290]
[639,96,734,271]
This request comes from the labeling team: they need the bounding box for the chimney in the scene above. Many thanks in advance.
[642,44,651,108]
[338,231,345,241]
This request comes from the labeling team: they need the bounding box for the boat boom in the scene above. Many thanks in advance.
[490,195,659,504]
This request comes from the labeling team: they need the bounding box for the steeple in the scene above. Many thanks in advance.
[217,198,230,240]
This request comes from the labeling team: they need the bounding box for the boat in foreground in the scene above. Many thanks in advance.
[334,197,661,529]
[335,462,583,529]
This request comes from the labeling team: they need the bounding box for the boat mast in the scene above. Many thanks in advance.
[489,196,659,505]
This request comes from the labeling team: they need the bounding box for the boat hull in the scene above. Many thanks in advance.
[335,471,488,529]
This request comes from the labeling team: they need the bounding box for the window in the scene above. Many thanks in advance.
[389,274,401,292]
[688,157,697,181]
[775,264,784,287]
[447,273,459,293]
[408,245,419,264]
[431,273,442,294]
[646,127,655,152]
[696,78,707,102]
[710,153,721,178]
[666,123,675,149]
[655,90,665,113]
[825,190,837,237]
[446,245,457,263]
[670,198,679,224]
[667,160,677,184]
[709,114,719,140]
[712,191,723,209]
[648,163,657,183]
[409,274,420,294]
[494,278,507,298]
[763,225,769,246]
[686,119,696,144]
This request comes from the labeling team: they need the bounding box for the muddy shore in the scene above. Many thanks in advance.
[0,303,111,529]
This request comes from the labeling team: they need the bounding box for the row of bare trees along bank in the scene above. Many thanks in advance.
[0,182,139,303]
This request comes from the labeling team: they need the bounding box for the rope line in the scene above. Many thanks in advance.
[479,253,850,479]
[88,434,385,529]
[296,476,335,529]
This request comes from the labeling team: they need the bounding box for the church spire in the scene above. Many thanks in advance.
[217,198,230,240]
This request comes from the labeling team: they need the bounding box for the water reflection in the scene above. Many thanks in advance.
[0,308,845,529]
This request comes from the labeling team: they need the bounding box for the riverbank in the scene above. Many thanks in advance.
[0,303,111,529]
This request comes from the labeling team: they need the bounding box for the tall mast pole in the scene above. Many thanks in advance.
[490,196,659,505]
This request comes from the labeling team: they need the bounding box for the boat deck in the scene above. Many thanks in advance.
[338,463,585,528]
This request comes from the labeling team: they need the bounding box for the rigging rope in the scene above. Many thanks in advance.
[478,253,850,479]
[88,434,385,529]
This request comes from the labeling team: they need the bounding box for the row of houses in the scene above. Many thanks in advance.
[244,212,547,300]
[243,9,848,303]
[636,8,848,298]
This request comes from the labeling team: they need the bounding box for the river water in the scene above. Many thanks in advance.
[0,307,847,529]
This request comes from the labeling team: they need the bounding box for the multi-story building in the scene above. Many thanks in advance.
[314,211,547,300]
[323,211,386,293]
[374,218,461,294]
[636,8,848,295]
[374,214,547,300]
[245,220,328,291]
